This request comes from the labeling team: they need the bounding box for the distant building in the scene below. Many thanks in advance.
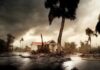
[31,42,49,53]
[32,42,48,46]
[31,41,57,53]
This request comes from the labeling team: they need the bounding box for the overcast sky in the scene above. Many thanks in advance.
[0,0,100,47]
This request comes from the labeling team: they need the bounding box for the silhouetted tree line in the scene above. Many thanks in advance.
[0,34,15,53]
[14,46,31,52]
[63,42,77,54]
[90,47,100,54]
[79,42,91,54]
[78,41,100,57]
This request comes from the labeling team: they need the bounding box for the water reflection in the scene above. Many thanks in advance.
[63,55,83,70]
[0,53,100,70]
[20,58,31,70]
[63,55,100,70]
[0,52,32,70]
[0,52,65,70]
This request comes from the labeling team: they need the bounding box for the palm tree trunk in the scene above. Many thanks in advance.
[20,41,21,52]
[88,36,91,45]
[89,36,91,53]
[57,17,65,50]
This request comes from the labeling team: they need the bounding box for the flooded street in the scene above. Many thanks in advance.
[0,53,100,70]
[0,52,32,70]
[0,52,65,70]
[63,55,100,70]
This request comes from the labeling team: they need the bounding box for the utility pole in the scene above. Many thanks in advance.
[41,34,44,47]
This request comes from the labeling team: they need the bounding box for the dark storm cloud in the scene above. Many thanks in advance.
[0,0,82,40]
[0,0,48,39]
[0,0,35,23]
[1,0,99,43]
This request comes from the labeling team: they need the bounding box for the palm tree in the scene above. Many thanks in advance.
[0,39,6,52]
[7,34,15,51]
[20,38,24,50]
[85,28,97,46]
[45,0,80,51]
[95,14,100,34]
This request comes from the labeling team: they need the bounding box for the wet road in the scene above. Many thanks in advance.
[63,55,100,70]
[0,52,64,70]
[0,52,32,70]
[0,52,100,70]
